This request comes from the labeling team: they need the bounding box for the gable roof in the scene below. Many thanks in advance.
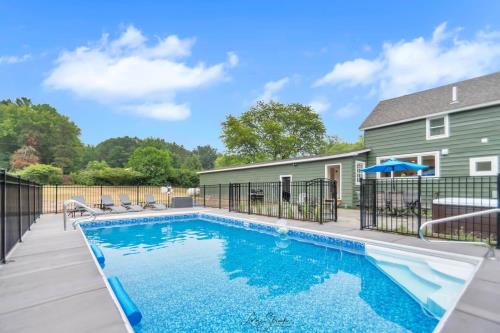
[197,148,370,174]
[360,72,500,130]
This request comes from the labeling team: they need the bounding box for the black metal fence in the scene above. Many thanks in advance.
[360,175,500,248]
[226,179,337,223]
[41,185,194,213]
[1,170,43,263]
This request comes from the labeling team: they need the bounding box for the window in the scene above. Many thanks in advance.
[355,161,366,185]
[469,156,498,176]
[377,152,439,178]
[426,115,449,140]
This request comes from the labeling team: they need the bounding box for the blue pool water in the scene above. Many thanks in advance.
[83,217,438,333]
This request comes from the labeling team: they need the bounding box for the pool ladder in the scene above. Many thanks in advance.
[418,208,500,260]
[63,199,101,231]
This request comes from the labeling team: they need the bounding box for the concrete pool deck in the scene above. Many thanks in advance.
[1,208,499,332]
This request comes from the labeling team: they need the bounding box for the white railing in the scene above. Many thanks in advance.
[419,208,500,260]
[63,199,102,230]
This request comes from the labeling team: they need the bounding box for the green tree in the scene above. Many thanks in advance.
[214,154,265,168]
[18,164,63,184]
[95,136,140,167]
[164,142,193,169]
[192,145,218,170]
[0,99,83,172]
[76,144,98,170]
[127,147,173,185]
[320,135,364,154]
[70,160,145,185]
[221,101,326,162]
[171,169,199,187]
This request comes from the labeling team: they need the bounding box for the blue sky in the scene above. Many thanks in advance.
[1,1,500,151]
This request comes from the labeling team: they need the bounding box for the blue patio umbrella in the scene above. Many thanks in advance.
[361,158,428,177]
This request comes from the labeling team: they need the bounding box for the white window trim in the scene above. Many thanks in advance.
[324,163,342,200]
[426,115,449,140]
[376,151,440,179]
[354,160,366,186]
[469,156,498,176]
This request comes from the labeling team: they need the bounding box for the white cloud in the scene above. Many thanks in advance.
[44,25,237,120]
[314,58,382,87]
[315,23,500,98]
[309,98,330,113]
[124,102,190,121]
[335,103,359,118]
[256,77,289,102]
[227,51,239,67]
[0,54,31,64]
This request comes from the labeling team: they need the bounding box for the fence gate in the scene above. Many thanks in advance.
[228,179,337,223]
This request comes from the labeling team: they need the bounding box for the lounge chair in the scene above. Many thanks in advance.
[71,195,105,215]
[144,194,167,210]
[119,194,144,212]
[101,195,128,213]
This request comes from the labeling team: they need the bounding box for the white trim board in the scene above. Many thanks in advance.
[376,151,440,178]
[198,149,370,174]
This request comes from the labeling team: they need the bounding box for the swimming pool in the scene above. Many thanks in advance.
[81,213,478,333]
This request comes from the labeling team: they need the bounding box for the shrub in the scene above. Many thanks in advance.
[18,164,63,184]
[70,160,146,185]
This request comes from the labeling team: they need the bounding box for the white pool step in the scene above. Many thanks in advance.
[365,245,475,318]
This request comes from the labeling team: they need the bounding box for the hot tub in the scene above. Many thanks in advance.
[431,197,498,238]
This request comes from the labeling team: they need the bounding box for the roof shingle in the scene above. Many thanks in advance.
[360,72,500,129]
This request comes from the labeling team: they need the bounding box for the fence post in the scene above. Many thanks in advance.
[247,182,251,214]
[278,182,282,219]
[228,183,232,211]
[1,170,6,263]
[372,179,377,227]
[360,179,364,229]
[27,181,32,227]
[18,176,22,242]
[334,180,338,222]
[497,173,500,249]
[417,176,422,238]
[219,184,221,209]
[319,179,324,224]
[203,185,206,207]
[55,184,58,214]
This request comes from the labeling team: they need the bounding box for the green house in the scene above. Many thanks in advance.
[199,72,500,207]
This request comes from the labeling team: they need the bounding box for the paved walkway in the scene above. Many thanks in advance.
[1,208,499,332]
[0,214,129,333]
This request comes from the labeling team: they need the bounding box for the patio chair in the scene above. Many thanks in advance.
[145,194,167,210]
[101,195,128,213]
[119,194,144,212]
[71,195,104,216]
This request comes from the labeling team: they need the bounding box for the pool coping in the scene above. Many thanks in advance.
[82,210,484,333]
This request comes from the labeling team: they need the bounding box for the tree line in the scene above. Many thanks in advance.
[0,98,217,186]
[1,98,362,185]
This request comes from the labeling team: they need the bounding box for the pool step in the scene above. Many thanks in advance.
[365,245,474,318]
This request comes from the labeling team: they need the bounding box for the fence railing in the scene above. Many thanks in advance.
[360,175,500,248]
[1,170,43,263]
[42,185,193,214]
[226,179,337,223]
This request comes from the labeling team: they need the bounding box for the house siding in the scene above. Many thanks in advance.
[364,105,500,178]
[199,155,368,208]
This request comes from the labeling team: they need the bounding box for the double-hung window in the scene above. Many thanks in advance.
[426,115,449,140]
